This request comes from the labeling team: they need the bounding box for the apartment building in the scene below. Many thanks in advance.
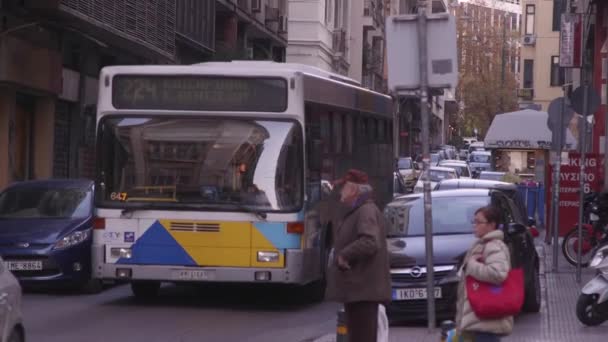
[286,0,387,92]
[518,0,565,110]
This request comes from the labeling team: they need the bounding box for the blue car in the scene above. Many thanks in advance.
[0,179,102,293]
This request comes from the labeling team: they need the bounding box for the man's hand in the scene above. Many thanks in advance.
[337,254,351,271]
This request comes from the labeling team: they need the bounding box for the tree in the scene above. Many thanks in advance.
[450,0,520,138]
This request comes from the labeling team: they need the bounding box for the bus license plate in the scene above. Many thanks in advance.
[172,269,215,281]
[392,287,442,301]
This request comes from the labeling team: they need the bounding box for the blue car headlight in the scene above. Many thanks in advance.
[53,229,92,250]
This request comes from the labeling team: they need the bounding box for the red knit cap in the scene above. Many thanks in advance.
[333,169,369,186]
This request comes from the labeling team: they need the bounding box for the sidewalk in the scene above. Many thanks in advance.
[305,239,608,342]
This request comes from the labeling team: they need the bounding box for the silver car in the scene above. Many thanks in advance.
[0,256,25,342]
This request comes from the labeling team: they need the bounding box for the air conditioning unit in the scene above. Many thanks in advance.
[517,88,534,100]
[279,16,288,33]
[522,35,536,46]
[251,0,261,12]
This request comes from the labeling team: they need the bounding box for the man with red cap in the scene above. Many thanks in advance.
[326,169,391,342]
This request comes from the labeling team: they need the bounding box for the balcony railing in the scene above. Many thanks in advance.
[176,0,215,51]
[58,0,176,58]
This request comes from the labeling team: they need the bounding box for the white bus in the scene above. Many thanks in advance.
[92,61,394,300]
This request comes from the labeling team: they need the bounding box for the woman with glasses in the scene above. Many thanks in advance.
[453,206,513,342]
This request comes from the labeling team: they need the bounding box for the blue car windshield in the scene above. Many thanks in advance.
[0,188,92,219]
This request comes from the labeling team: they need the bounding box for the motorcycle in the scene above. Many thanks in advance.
[576,244,608,326]
[562,192,608,267]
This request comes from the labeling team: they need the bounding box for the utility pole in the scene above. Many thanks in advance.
[500,14,507,113]
[417,0,436,331]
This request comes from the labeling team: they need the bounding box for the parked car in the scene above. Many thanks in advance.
[438,160,472,179]
[0,179,102,293]
[0,256,25,342]
[434,178,532,233]
[384,189,541,322]
[469,151,492,175]
[397,157,419,192]
[413,167,458,193]
[468,141,485,153]
[430,153,443,167]
[479,171,507,181]
[458,149,469,161]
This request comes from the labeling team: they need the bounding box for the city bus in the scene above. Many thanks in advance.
[92,61,394,300]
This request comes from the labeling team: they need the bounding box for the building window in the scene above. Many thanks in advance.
[525,5,535,35]
[325,0,333,25]
[523,59,534,89]
[511,13,517,31]
[550,56,565,86]
[553,0,564,31]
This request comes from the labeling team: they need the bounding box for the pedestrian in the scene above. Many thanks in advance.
[326,169,391,342]
[454,206,513,341]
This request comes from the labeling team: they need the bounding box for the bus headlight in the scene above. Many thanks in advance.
[257,251,279,262]
[111,248,133,259]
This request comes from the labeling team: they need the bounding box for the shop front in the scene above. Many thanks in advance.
[484,110,580,229]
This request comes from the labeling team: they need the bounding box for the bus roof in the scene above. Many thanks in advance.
[192,61,361,86]
[98,61,392,117]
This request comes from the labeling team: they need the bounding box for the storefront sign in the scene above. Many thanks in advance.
[560,14,583,68]
[547,153,604,235]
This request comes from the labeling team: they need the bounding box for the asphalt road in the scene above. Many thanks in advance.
[21,283,338,342]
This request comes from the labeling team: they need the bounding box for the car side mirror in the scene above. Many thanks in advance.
[506,222,527,235]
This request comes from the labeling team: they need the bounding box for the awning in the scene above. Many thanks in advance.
[484,109,578,150]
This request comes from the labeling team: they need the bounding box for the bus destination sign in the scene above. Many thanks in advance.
[112,75,287,112]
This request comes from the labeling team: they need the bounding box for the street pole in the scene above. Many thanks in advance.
[417,0,436,330]
[577,82,589,284]
[500,14,507,113]
[552,96,565,272]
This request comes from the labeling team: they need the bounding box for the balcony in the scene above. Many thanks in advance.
[25,0,177,61]
[176,0,215,52]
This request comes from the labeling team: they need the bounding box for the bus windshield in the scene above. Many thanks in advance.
[97,117,303,212]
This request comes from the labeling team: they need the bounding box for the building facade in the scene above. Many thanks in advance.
[518,0,564,110]
[286,0,386,92]
[0,0,287,190]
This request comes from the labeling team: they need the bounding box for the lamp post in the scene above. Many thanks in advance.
[500,13,508,113]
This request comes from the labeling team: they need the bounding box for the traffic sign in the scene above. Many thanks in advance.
[570,85,600,116]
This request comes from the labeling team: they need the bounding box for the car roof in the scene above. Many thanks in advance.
[430,166,457,172]
[437,178,517,190]
[480,171,506,175]
[439,160,466,165]
[392,188,492,201]
[2,179,93,191]
[470,150,491,155]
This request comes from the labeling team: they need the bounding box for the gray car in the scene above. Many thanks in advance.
[384,189,541,322]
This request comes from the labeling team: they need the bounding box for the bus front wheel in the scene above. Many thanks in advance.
[131,281,161,300]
